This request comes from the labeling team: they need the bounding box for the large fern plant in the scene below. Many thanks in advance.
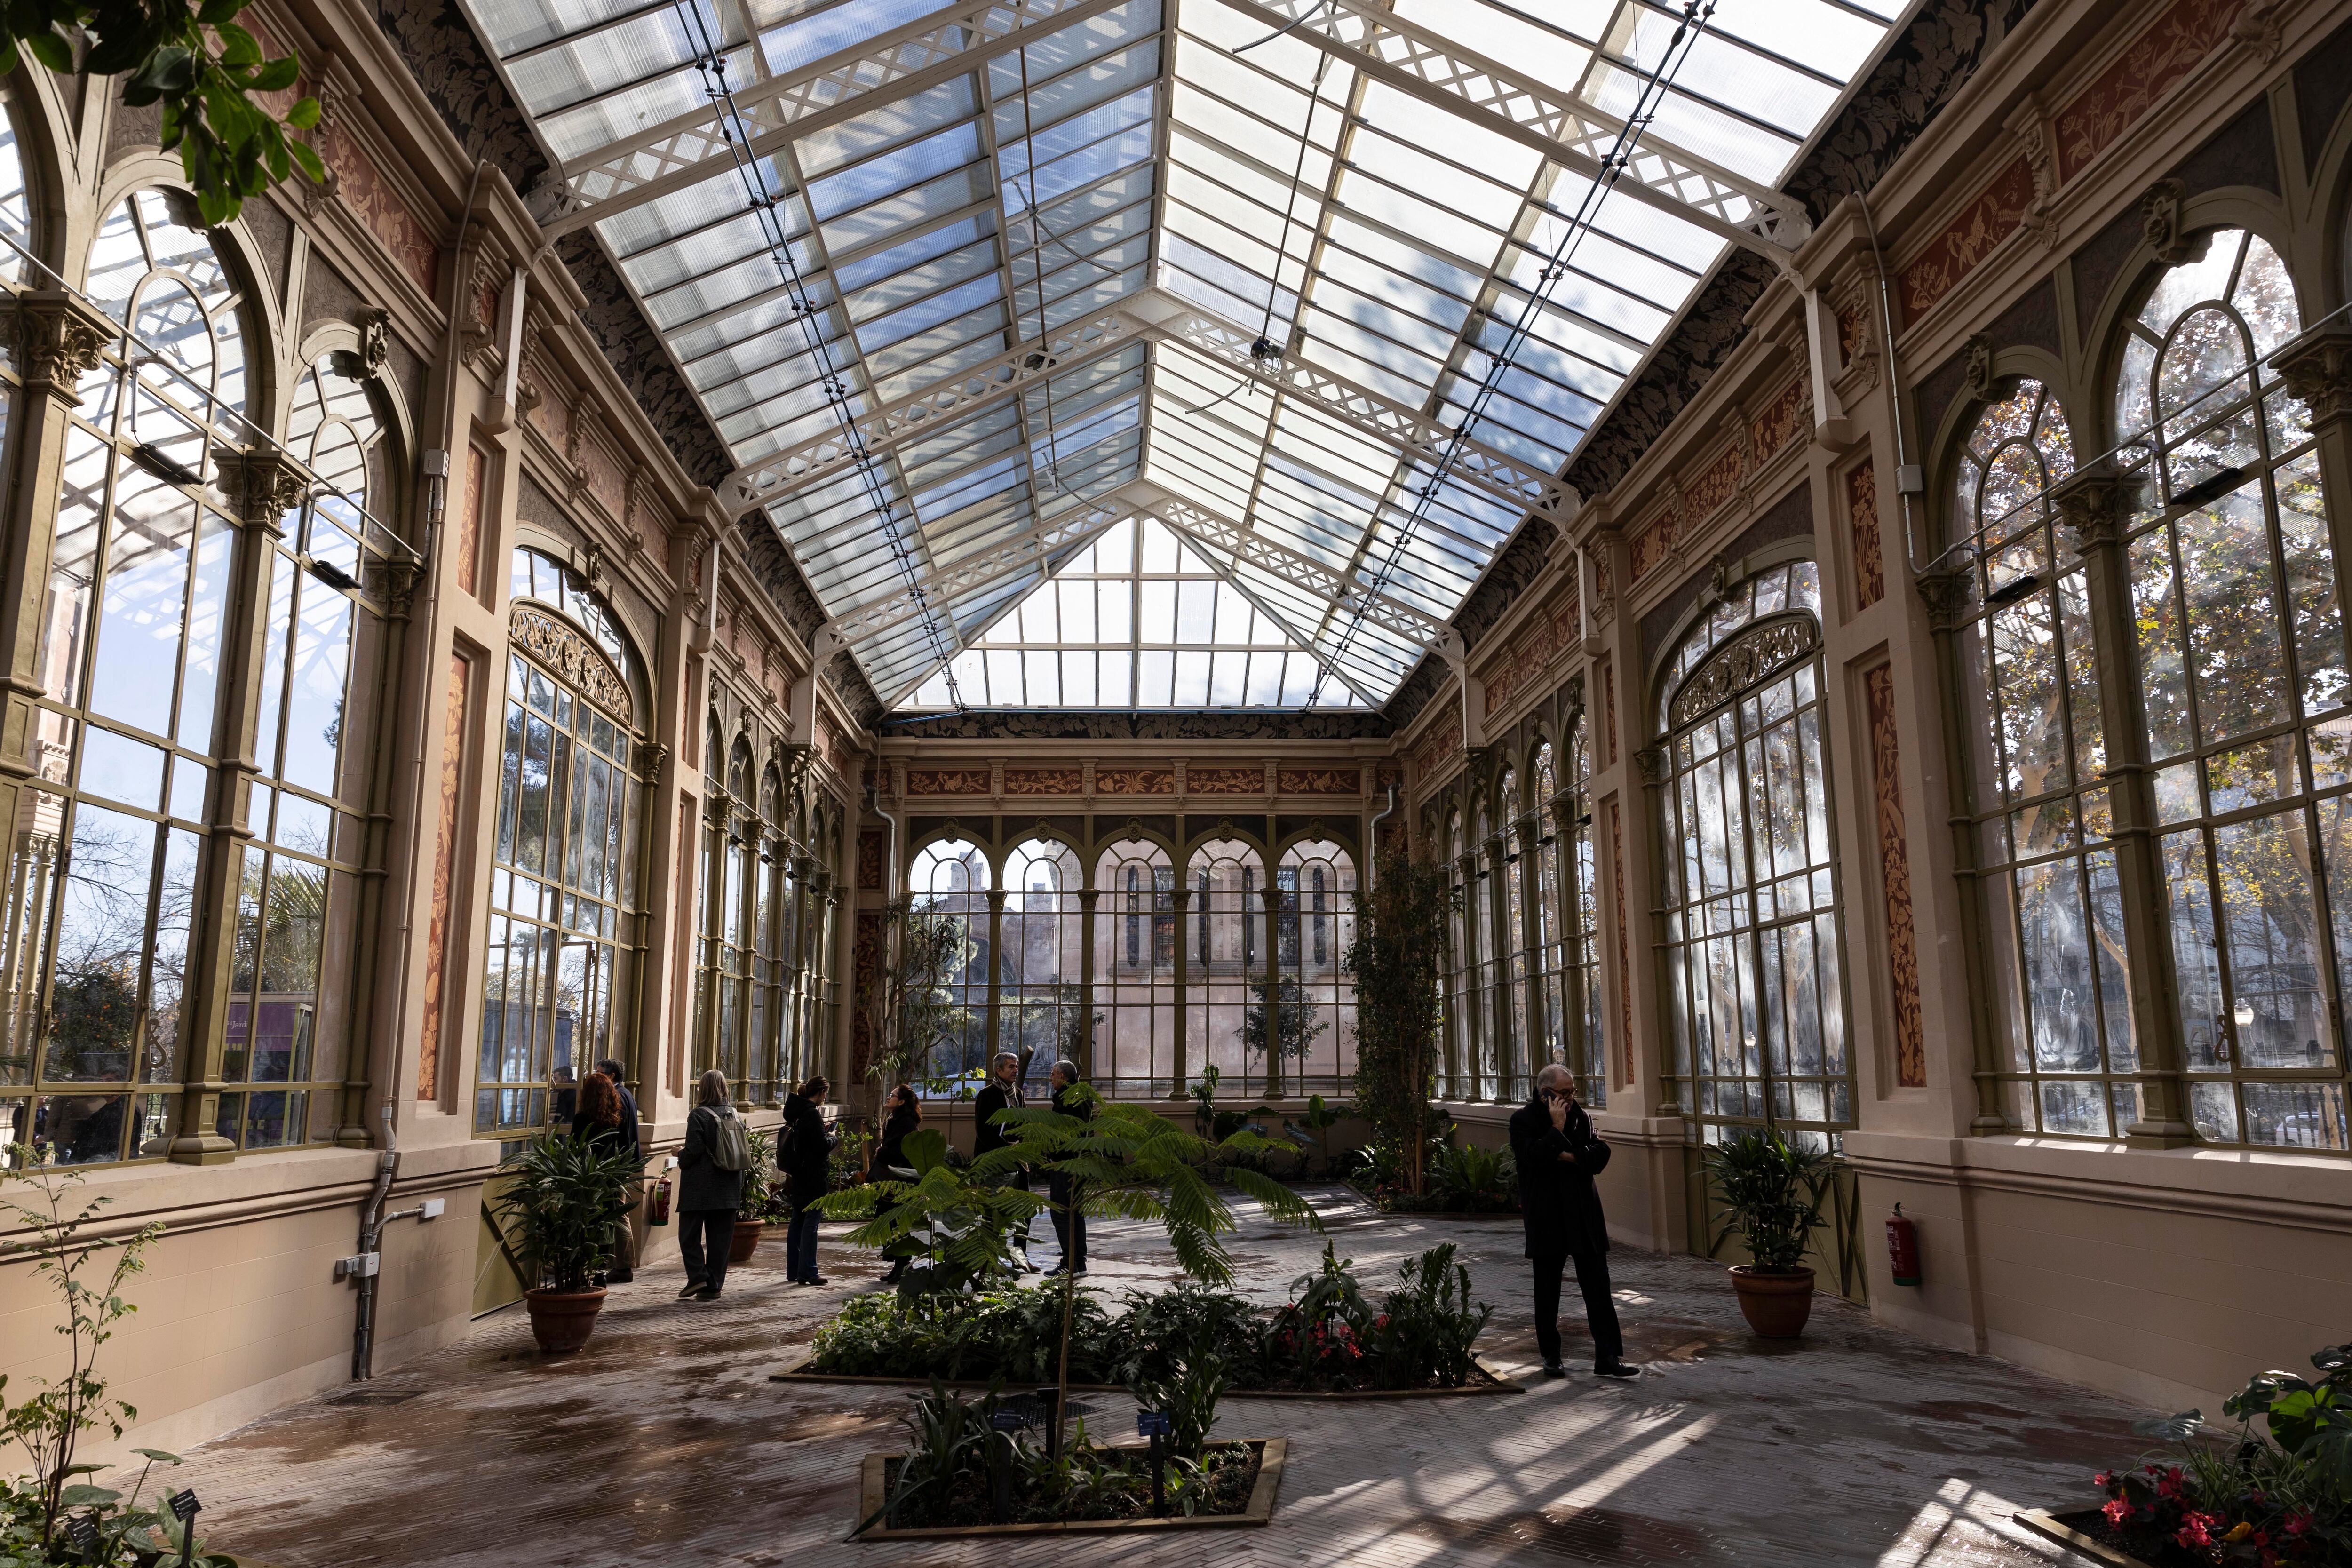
[987,1091,1321,1447]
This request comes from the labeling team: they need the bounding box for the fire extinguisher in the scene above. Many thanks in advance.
[648,1175,673,1227]
[1886,1202,1921,1287]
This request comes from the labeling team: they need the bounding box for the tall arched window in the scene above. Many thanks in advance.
[2123,227,2348,1149]
[1472,796,1499,1099]
[1187,837,1263,1093]
[1276,838,1356,1095]
[698,734,758,1102]
[756,761,792,1097]
[1500,770,1532,1101]
[1656,559,1851,1150]
[477,547,646,1137]
[1094,838,1174,1095]
[1445,808,1467,1099]
[1001,837,1083,1083]
[5,189,260,1164]
[1567,713,1606,1106]
[904,837,987,1085]
[1951,378,2133,1136]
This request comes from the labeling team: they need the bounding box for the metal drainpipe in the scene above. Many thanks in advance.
[351,1105,400,1379]
[868,781,899,900]
[1367,783,1397,889]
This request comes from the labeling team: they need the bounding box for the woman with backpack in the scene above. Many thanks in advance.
[779,1076,834,1286]
[869,1085,922,1286]
[677,1068,749,1301]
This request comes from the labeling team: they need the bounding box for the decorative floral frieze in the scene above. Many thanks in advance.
[1186,766,1263,796]
[1094,767,1175,794]
[1003,767,1082,795]
[1668,613,1820,730]
[904,767,993,795]
[1864,666,1926,1088]
[1277,768,1359,795]
[2056,0,2244,183]
[511,605,630,719]
[1848,459,1884,609]
[1899,155,2035,322]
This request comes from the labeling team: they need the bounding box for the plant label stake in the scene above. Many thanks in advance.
[1136,1410,1174,1517]
[167,1488,200,1566]
[988,1408,1025,1524]
[1035,1384,1062,1459]
[67,1512,99,1561]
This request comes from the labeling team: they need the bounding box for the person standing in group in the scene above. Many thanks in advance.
[569,1070,637,1285]
[869,1085,922,1285]
[592,1058,643,1282]
[1044,1060,1090,1277]
[779,1076,834,1286]
[1508,1063,1641,1379]
[972,1051,1032,1269]
[677,1068,749,1302]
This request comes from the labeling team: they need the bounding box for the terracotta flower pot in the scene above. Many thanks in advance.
[524,1287,607,1353]
[1728,1265,1815,1338]
[729,1217,767,1263]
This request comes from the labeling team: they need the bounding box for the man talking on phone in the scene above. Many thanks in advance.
[1508,1063,1641,1380]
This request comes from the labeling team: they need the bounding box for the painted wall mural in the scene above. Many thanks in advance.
[1864,665,1927,1089]
[1849,458,1884,610]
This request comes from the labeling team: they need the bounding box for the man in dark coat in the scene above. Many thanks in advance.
[1508,1063,1640,1379]
[778,1077,833,1285]
[972,1050,1033,1267]
[1043,1059,1089,1276]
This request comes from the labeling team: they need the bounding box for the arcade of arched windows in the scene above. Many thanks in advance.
[890,821,1361,1102]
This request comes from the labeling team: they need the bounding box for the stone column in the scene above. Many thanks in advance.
[1551,795,1586,1082]
[1455,847,1483,1101]
[2052,460,2195,1146]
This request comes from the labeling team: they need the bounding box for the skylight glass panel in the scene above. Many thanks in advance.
[479,0,1899,713]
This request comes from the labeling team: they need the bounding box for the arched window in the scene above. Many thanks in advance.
[1445,808,1468,1099]
[5,188,265,1164]
[1472,796,1499,1099]
[903,838,987,1086]
[698,734,759,1103]
[1566,714,1606,1106]
[1276,838,1356,1095]
[1656,559,1851,1150]
[755,761,794,1095]
[1950,378,2132,1136]
[477,546,646,1137]
[1187,837,1264,1093]
[2122,227,2348,1149]
[1001,838,1083,1086]
[1095,838,1174,1096]
[1500,769,1532,1100]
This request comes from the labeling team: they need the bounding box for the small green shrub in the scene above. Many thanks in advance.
[810,1285,1118,1384]
[1427,1138,1518,1213]
[1114,1283,1265,1389]
[1371,1243,1492,1389]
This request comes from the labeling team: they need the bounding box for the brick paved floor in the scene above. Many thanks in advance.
[139,1191,2141,1567]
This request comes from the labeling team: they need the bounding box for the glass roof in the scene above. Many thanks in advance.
[463,0,1906,712]
[906,513,1365,708]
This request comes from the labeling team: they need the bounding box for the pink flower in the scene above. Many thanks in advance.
[2157,1467,2187,1502]
[2175,1512,2221,1549]
[2094,1471,2116,1488]
[2283,1512,2312,1538]
[2102,1500,2133,1526]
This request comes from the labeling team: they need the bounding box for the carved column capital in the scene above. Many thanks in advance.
[1633,744,1670,785]
[2049,462,2146,550]
[1914,561,1978,632]
[2268,321,2352,431]
[14,291,115,400]
[210,449,308,530]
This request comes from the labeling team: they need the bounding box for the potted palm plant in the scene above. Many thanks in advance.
[1702,1129,1833,1338]
[495,1132,644,1353]
[733,1128,784,1263]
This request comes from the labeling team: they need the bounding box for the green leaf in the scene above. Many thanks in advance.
[215,22,259,65]
[0,38,21,77]
[132,1447,182,1463]
[249,54,296,91]
[23,28,72,72]
[196,0,242,22]
[285,94,319,128]
[287,136,325,185]
[58,1484,121,1506]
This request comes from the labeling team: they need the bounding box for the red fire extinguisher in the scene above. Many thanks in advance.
[1886,1203,1921,1287]
[648,1175,673,1227]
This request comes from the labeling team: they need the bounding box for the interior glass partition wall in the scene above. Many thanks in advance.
[1095,837,1176,1096]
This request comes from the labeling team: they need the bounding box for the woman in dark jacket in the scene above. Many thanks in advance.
[779,1076,833,1286]
[870,1085,921,1285]
[677,1068,746,1301]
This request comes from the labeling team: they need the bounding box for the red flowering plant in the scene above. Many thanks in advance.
[1268,1243,1378,1390]
[2090,1342,2351,1565]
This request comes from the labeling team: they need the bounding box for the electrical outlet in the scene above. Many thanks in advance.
[420,1198,445,1220]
